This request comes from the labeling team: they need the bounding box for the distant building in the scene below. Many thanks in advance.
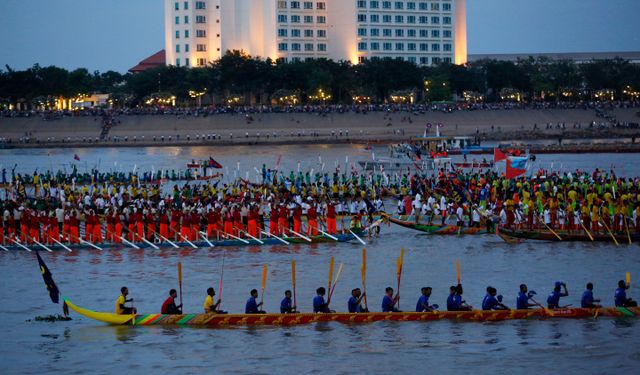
[468,51,640,64]
[164,0,468,67]
[129,50,167,73]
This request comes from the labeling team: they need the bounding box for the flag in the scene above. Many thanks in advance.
[506,159,527,180]
[208,157,222,169]
[493,148,507,163]
[509,156,528,170]
[36,251,60,304]
[73,154,80,161]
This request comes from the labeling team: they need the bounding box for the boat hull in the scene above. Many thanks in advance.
[498,226,638,242]
[386,215,489,235]
[63,299,639,327]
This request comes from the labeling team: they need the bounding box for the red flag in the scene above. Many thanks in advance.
[209,157,222,169]
[73,154,80,161]
[493,148,507,163]
[506,159,526,180]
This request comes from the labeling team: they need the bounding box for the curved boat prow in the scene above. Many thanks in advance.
[63,297,134,325]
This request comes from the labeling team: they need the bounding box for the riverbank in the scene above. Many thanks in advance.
[1,107,639,149]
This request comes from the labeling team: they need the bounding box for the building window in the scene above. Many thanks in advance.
[175,30,180,39]
[420,43,428,51]
[371,14,379,23]
[196,30,206,37]
[358,56,367,63]
[317,30,326,37]
[419,2,428,10]
[176,45,180,53]
[196,15,206,23]
[370,1,379,9]
[395,43,404,51]
[304,2,313,9]
[408,43,416,51]
[185,58,189,67]
[357,0,367,8]
[419,16,428,24]
[197,44,207,52]
[382,1,391,9]
[431,16,440,24]
[185,44,189,52]
[278,43,288,51]
[196,1,206,10]
[408,56,417,64]
[358,14,367,22]
[278,29,288,37]
[292,29,301,37]
[443,3,451,11]
[407,2,416,10]
[291,15,300,23]
[176,58,181,66]
[443,30,452,38]
[431,3,440,11]
[394,1,403,9]
[317,2,326,10]
[304,29,313,37]
[174,2,179,11]
[175,16,180,25]
[395,15,404,23]
[318,43,327,51]
[383,15,391,23]
[433,57,441,64]
[420,57,429,65]
[420,30,428,37]
[292,57,301,62]
[443,43,452,51]
[431,43,440,51]
[292,43,301,51]
[184,1,189,10]
[317,16,326,23]
[443,57,452,63]
[197,58,206,66]
[383,29,391,37]
[371,28,380,36]
[185,30,189,38]
[184,15,189,24]
[278,15,288,23]
[371,42,379,50]
[408,29,416,37]
[291,1,300,9]
[431,30,440,38]
[358,42,367,51]
[305,43,314,51]
[395,29,404,37]
[358,28,367,37]
[304,16,313,23]
[278,1,287,9]
[407,16,416,24]
[443,17,451,25]
[383,42,392,51]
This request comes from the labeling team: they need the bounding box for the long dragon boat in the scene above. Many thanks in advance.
[1,232,360,252]
[384,214,489,235]
[497,226,638,243]
[63,298,639,327]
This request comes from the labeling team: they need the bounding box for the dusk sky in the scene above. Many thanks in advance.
[1,0,639,73]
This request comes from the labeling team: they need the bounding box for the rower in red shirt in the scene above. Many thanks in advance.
[326,201,337,235]
[293,204,302,233]
[307,203,318,236]
[170,209,181,241]
[269,203,279,236]
[159,210,170,239]
[247,205,259,238]
[160,289,182,315]
[146,210,156,241]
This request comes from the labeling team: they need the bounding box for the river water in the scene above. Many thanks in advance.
[1,145,640,374]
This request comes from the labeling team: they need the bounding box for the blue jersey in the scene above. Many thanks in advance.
[482,294,499,310]
[416,295,430,312]
[447,294,460,311]
[615,288,627,307]
[516,292,530,309]
[547,290,567,308]
[280,297,293,313]
[313,295,328,313]
[348,296,362,313]
[382,295,396,312]
[245,297,259,314]
[581,290,594,308]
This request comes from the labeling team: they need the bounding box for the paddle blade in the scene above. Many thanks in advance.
[328,256,335,291]
[361,248,367,284]
[178,262,182,283]
[456,259,461,284]
[396,248,405,277]
[627,272,631,286]
[291,259,296,287]
[262,264,268,290]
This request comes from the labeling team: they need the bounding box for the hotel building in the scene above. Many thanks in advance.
[164,0,467,67]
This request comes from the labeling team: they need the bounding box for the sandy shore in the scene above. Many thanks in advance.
[1,108,639,149]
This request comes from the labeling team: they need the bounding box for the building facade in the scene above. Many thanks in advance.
[165,0,467,67]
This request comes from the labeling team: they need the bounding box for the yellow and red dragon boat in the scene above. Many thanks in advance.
[63,298,639,327]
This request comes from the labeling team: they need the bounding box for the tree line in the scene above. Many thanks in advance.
[1,50,639,109]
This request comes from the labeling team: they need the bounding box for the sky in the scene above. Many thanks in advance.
[0,0,639,73]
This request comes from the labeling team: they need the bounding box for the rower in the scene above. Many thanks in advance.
[547,281,569,309]
[115,287,137,315]
[245,289,266,314]
[203,287,225,314]
[381,287,401,312]
[516,284,538,309]
[482,286,508,310]
[161,289,183,314]
[313,287,332,313]
[348,288,368,313]
[415,287,437,312]
[615,280,638,307]
[581,282,601,308]
[280,290,298,314]
[447,284,472,311]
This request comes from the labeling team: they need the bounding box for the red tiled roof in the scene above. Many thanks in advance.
[129,50,166,73]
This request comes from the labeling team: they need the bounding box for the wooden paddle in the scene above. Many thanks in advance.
[291,259,297,310]
[627,272,631,288]
[327,263,344,304]
[456,258,461,284]
[178,262,183,308]
[623,215,632,245]
[218,251,225,311]
[328,256,335,294]
[599,219,619,246]
[535,212,563,241]
[260,264,268,311]
[361,248,368,310]
[579,220,594,241]
[397,248,405,309]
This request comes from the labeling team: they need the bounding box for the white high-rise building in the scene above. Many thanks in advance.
[165,0,467,67]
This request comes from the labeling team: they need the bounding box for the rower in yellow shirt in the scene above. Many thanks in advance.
[204,287,224,314]
[115,287,136,315]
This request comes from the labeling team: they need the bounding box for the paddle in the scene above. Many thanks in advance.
[292,259,297,311]
[218,251,225,311]
[260,264,268,312]
[623,215,632,245]
[148,228,179,248]
[456,258,461,284]
[47,233,73,252]
[579,220,594,241]
[361,248,368,310]
[169,226,198,248]
[178,262,183,309]
[198,231,214,247]
[535,212,563,241]
[327,263,344,305]
[397,248,404,309]
[349,229,367,245]
[328,256,335,295]
[599,219,619,246]
[627,272,631,288]
[260,229,290,245]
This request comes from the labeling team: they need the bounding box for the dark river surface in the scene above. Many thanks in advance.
[1,145,640,374]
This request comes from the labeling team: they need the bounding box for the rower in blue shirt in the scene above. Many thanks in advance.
[446,286,458,311]
[450,284,472,311]
[615,280,638,307]
[516,284,539,309]
[382,287,401,312]
[547,282,569,309]
[245,289,265,314]
[313,287,332,313]
[482,286,508,310]
[348,288,368,313]
[581,282,601,308]
[415,287,437,312]
[280,290,298,313]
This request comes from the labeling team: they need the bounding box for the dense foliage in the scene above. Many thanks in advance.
[1,50,639,108]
